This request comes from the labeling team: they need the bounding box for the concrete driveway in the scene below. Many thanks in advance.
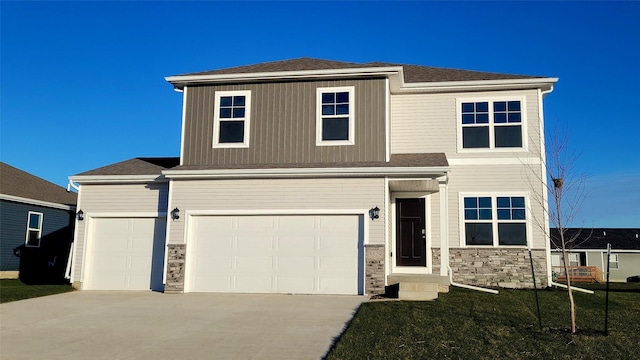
[0,291,365,360]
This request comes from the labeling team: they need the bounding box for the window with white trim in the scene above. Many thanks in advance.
[25,211,43,247]
[316,86,355,146]
[459,99,524,150]
[463,195,527,246]
[609,254,619,269]
[213,90,251,148]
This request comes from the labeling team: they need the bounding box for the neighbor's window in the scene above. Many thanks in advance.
[460,99,523,150]
[213,90,251,148]
[609,254,619,269]
[25,211,43,247]
[316,86,355,146]
[463,195,527,246]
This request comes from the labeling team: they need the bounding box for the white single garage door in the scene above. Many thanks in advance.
[187,215,362,295]
[84,218,166,291]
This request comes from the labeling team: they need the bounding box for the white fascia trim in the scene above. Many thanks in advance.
[163,166,450,179]
[68,175,167,184]
[179,87,188,166]
[0,194,75,211]
[448,157,541,166]
[166,67,402,88]
[393,78,559,94]
[87,212,167,218]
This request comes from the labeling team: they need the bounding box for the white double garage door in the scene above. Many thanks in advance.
[84,214,363,295]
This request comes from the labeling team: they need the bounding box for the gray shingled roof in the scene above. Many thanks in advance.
[550,228,640,251]
[176,57,545,83]
[0,162,77,206]
[169,153,448,171]
[76,157,180,176]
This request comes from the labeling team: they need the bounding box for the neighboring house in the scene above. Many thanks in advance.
[68,58,557,298]
[550,228,640,282]
[0,162,77,282]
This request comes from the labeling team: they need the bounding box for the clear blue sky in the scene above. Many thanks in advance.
[2,1,638,227]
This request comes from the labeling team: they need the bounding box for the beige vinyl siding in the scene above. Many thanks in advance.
[446,164,547,249]
[183,78,386,166]
[587,251,640,282]
[169,178,385,246]
[391,89,542,159]
[72,182,168,282]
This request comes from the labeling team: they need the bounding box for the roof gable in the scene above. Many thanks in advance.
[0,162,77,206]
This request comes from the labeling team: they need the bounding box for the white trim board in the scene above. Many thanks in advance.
[0,194,75,211]
[163,166,450,179]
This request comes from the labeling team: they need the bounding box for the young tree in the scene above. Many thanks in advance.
[525,126,590,334]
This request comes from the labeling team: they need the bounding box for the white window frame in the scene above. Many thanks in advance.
[456,96,528,153]
[458,192,531,248]
[25,211,43,247]
[213,90,251,148]
[609,254,619,270]
[316,86,355,146]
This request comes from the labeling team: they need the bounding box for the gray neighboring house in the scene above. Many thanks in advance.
[0,162,77,281]
[69,58,558,299]
[550,228,640,282]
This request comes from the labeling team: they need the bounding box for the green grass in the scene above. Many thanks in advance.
[0,279,74,303]
[326,284,640,359]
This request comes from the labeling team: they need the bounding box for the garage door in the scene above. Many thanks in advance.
[188,215,362,295]
[84,218,166,291]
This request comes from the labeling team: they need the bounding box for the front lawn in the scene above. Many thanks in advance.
[0,279,74,303]
[326,285,640,359]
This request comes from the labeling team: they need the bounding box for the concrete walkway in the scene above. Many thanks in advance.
[0,291,365,360]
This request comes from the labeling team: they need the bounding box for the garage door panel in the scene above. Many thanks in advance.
[236,276,272,292]
[237,236,273,252]
[188,214,363,295]
[236,256,272,272]
[85,218,165,291]
[277,256,316,272]
[277,236,316,252]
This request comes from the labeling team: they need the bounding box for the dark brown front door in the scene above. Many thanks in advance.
[396,198,426,267]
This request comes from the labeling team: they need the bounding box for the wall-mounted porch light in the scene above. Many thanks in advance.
[171,207,180,220]
[76,210,84,221]
[369,206,380,220]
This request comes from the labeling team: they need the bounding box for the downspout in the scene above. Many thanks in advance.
[538,85,593,295]
[67,179,80,192]
[448,265,499,294]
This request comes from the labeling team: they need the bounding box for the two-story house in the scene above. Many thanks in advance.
[68,58,557,298]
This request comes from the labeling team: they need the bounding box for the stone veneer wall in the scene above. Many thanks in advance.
[365,245,385,295]
[164,244,186,293]
[433,248,547,288]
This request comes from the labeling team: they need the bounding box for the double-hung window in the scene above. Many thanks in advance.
[609,254,619,269]
[462,195,528,246]
[459,98,525,150]
[26,211,43,247]
[213,90,251,148]
[316,86,355,146]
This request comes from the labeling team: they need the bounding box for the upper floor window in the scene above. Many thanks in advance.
[26,211,43,247]
[316,86,355,146]
[462,195,528,247]
[213,90,251,148]
[458,98,525,151]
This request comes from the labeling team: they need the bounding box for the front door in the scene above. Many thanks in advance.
[396,198,426,267]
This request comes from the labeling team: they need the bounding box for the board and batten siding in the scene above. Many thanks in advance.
[183,78,386,166]
[390,89,542,159]
[169,178,385,246]
[72,182,169,282]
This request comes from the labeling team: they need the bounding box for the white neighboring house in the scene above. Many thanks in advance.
[68,58,558,298]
